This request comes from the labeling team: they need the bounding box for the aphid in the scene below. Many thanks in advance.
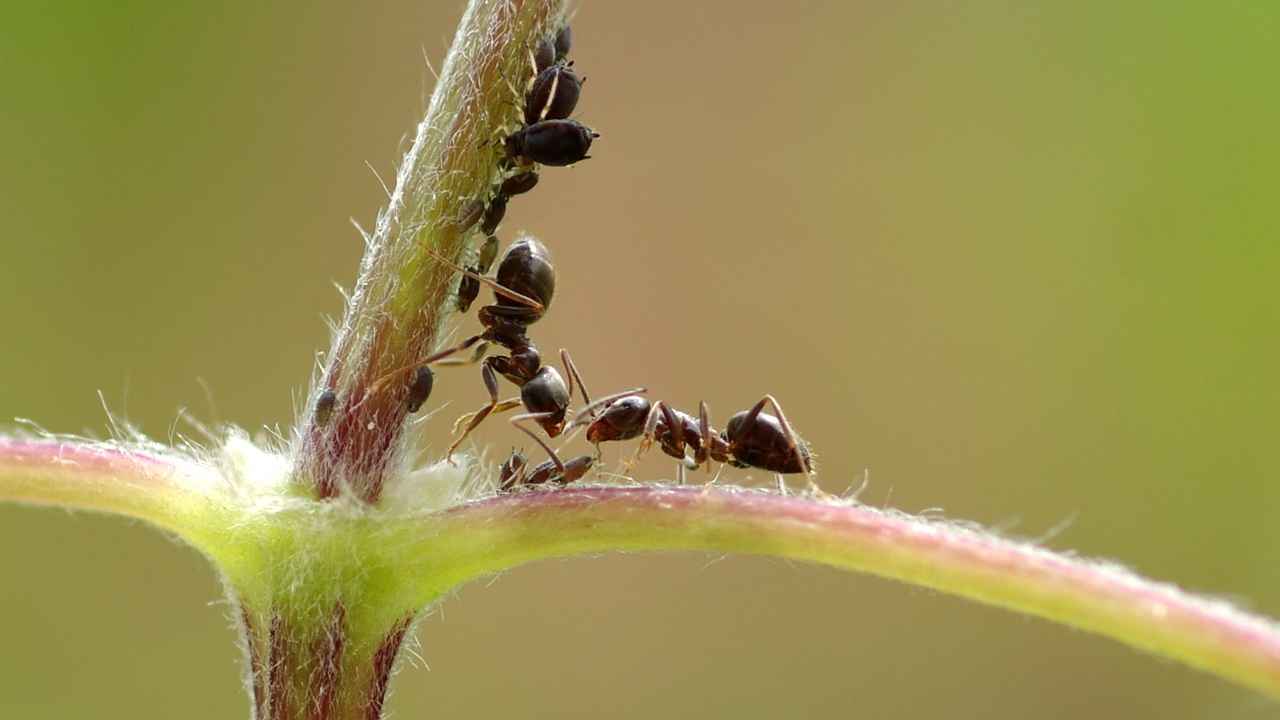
[480,195,508,236]
[457,233,501,313]
[478,172,538,239]
[406,366,435,413]
[499,170,540,197]
[457,199,485,232]
[524,64,583,125]
[532,36,556,74]
[457,274,481,312]
[498,449,528,491]
[571,394,813,477]
[554,25,572,62]
[476,232,500,273]
[506,119,598,167]
[500,414,594,491]
[314,389,337,425]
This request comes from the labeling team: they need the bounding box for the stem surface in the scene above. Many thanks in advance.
[421,485,1280,700]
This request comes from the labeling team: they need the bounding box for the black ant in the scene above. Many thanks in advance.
[371,236,635,460]
[569,393,813,480]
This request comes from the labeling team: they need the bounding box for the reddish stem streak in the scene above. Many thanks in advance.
[308,604,348,720]
[268,613,290,719]
[365,616,413,720]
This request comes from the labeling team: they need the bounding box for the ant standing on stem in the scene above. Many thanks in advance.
[567,392,814,484]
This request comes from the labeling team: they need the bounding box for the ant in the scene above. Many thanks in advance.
[371,236,637,460]
[569,393,813,481]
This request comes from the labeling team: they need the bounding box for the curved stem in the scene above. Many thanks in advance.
[0,437,223,547]
[417,485,1280,700]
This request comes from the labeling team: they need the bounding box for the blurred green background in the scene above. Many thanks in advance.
[2,1,1278,717]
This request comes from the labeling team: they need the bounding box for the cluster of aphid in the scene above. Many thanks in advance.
[318,24,812,493]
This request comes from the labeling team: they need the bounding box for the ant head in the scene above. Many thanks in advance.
[586,395,650,444]
[495,235,555,318]
[521,366,570,435]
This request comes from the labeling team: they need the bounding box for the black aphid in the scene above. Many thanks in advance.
[406,366,435,413]
[506,119,598,167]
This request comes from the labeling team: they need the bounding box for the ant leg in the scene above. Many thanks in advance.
[660,402,685,457]
[623,400,665,472]
[637,400,664,455]
[427,250,545,311]
[697,401,713,472]
[744,394,812,475]
[436,342,490,367]
[365,335,483,397]
[676,461,686,486]
[451,396,521,435]
[444,362,506,461]
[510,412,566,473]
[560,349,592,407]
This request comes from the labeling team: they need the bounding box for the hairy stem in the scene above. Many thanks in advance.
[416,486,1280,700]
[0,437,225,551]
[297,0,568,504]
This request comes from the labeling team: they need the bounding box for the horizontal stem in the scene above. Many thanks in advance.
[0,437,223,549]
[424,485,1280,700]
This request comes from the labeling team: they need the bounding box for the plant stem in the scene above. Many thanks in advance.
[5,438,1280,702]
[0,437,223,548]
[296,0,568,505]
[419,485,1280,700]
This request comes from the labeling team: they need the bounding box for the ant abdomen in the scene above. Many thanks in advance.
[494,236,555,316]
[725,411,812,474]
